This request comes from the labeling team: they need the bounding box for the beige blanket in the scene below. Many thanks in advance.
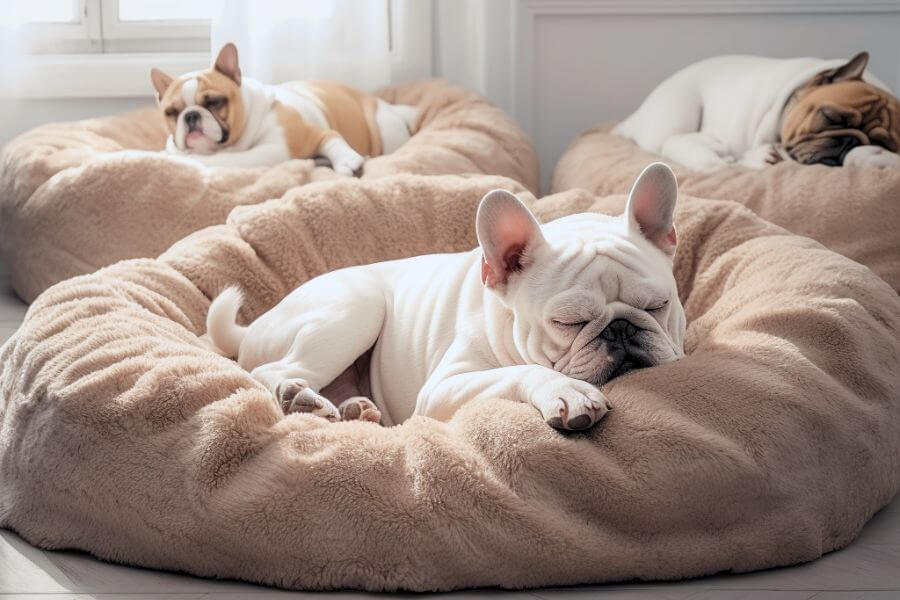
[552,125,900,292]
[0,81,538,303]
[2,174,898,591]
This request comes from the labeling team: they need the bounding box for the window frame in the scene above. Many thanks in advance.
[14,0,211,55]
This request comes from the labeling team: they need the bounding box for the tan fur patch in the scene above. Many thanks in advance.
[285,81,383,156]
[273,102,337,159]
[195,70,246,148]
[157,80,186,136]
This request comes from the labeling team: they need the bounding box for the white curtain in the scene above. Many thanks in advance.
[211,0,430,90]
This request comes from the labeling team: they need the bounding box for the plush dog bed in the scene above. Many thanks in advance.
[0,81,538,303]
[552,125,900,292]
[1,173,898,592]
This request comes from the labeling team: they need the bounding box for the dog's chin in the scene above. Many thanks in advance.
[183,131,218,154]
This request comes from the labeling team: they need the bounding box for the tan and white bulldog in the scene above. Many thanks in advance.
[151,43,417,173]
[616,51,900,171]
[206,163,686,431]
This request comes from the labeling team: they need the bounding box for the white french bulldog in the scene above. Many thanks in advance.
[206,163,686,430]
[615,52,900,171]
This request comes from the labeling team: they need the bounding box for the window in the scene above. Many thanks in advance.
[1,0,216,98]
[7,0,216,54]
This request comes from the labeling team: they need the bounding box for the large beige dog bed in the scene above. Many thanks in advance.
[0,81,538,303]
[553,125,900,292]
[1,173,898,591]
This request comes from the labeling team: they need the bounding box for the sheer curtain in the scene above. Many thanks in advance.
[211,0,427,90]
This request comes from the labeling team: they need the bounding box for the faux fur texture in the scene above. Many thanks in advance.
[1,174,898,591]
[0,81,538,303]
[552,124,900,292]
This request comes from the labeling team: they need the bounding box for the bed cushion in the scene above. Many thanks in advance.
[0,81,538,303]
[552,125,900,292]
[1,174,899,591]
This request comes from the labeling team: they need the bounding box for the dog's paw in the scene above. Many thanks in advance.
[276,378,340,421]
[534,378,611,431]
[844,145,900,168]
[332,151,365,177]
[338,396,382,424]
[739,144,783,169]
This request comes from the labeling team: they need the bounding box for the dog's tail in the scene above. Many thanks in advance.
[206,286,247,358]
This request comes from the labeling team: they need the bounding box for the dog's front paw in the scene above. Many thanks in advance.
[844,145,900,168]
[534,378,611,431]
[739,144,783,169]
[338,396,382,424]
[276,378,340,421]
[332,151,365,177]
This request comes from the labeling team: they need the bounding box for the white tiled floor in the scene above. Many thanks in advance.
[0,266,897,599]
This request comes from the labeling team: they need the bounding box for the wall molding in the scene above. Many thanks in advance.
[520,0,900,15]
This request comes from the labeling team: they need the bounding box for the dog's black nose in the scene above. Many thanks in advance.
[184,111,200,128]
[600,319,638,342]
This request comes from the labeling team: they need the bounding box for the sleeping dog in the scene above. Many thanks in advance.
[151,43,418,173]
[616,51,900,171]
[206,163,686,431]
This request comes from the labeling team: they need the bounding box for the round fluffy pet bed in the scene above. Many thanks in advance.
[1,174,899,592]
[552,125,900,292]
[0,81,538,303]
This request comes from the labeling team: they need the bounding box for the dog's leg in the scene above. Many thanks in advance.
[318,137,365,176]
[739,143,783,169]
[418,343,611,430]
[844,145,900,167]
[660,132,735,172]
[245,269,387,421]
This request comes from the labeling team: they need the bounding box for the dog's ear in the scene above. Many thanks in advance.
[150,68,173,100]
[476,189,546,289]
[813,51,869,86]
[214,42,242,86]
[625,162,678,256]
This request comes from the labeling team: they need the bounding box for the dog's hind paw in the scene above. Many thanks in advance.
[277,378,340,422]
[338,396,382,424]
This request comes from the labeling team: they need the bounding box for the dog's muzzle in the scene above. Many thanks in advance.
[184,110,201,131]
[558,318,655,385]
[598,319,653,379]
[787,132,865,166]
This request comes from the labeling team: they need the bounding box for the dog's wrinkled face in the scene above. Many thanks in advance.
[151,43,246,154]
[477,163,686,386]
[781,51,897,166]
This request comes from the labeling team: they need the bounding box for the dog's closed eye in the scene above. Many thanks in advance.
[646,300,669,312]
[203,96,227,109]
[551,319,588,329]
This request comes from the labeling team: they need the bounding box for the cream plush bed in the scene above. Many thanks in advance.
[1,174,898,591]
[0,81,538,303]
[552,125,900,293]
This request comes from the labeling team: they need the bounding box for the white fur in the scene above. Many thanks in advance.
[207,164,686,430]
[615,55,891,171]
[375,99,418,154]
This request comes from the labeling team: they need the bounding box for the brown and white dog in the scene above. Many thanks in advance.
[616,51,900,170]
[151,43,418,173]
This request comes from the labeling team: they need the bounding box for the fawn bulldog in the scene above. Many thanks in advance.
[151,43,418,173]
[206,163,686,431]
[616,51,900,171]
